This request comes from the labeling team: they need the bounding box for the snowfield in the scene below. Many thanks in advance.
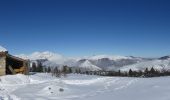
[0,73,170,100]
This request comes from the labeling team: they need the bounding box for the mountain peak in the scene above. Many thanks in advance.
[159,56,170,60]
[79,60,102,71]
[17,51,66,65]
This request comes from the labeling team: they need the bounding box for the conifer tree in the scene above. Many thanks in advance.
[68,67,72,73]
[37,62,43,72]
[47,67,51,73]
[129,69,133,77]
[32,62,37,72]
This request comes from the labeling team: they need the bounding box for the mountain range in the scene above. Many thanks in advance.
[16,51,170,72]
[1,45,170,72]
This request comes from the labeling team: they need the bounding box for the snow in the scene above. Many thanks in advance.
[17,51,67,65]
[0,73,170,100]
[79,60,102,71]
[0,46,7,52]
[89,55,130,60]
[16,52,131,67]
[15,51,170,72]
[120,59,170,71]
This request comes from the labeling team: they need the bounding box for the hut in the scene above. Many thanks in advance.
[0,51,29,76]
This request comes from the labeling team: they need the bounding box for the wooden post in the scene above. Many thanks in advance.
[8,65,16,74]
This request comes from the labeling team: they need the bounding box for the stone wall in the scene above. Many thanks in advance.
[0,56,6,76]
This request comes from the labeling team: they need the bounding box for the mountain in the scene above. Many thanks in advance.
[159,56,170,60]
[75,59,102,71]
[16,51,170,72]
[120,57,170,72]
[88,55,130,60]
[18,52,141,71]
[86,55,156,71]
[17,51,67,64]
[17,52,150,71]
[89,57,147,71]
[67,55,149,71]
[2,44,170,72]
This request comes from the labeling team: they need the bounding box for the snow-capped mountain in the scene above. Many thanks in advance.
[88,55,130,60]
[17,51,67,64]
[18,52,142,71]
[158,56,170,60]
[15,50,170,72]
[75,59,102,71]
[89,57,146,70]
[68,55,147,71]
[120,56,170,72]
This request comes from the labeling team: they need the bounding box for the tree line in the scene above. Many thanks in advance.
[30,62,170,78]
[77,67,170,78]
[30,62,72,77]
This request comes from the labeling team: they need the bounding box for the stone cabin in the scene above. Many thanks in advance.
[0,51,29,76]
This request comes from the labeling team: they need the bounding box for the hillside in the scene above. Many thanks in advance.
[120,58,170,72]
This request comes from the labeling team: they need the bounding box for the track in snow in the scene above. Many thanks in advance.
[1,74,170,100]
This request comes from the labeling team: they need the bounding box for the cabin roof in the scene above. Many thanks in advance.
[0,51,28,62]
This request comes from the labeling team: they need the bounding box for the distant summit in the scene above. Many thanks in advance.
[159,56,170,60]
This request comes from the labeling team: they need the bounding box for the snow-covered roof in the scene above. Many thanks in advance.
[0,45,7,52]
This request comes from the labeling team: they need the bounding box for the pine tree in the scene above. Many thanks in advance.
[37,62,43,72]
[118,70,121,76]
[150,67,156,77]
[144,68,149,77]
[32,62,37,72]
[138,70,143,77]
[78,68,81,74]
[44,67,48,73]
[75,69,78,74]
[47,67,51,73]
[62,66,68,73]
[150,67,155,73]
[62,65,68,77]
[68,67,72,73]
[54,67,61,77]
[145,68,149,73]
[129,69,133,77]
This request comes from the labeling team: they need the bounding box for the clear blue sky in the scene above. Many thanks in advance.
[0,0,170,57]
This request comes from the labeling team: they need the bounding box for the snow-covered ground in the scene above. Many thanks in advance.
[0,73,170,100]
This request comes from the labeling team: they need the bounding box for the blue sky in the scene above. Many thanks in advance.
[0,0,170,57]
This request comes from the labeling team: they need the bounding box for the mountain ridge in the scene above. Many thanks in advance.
[15,51,170,72]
